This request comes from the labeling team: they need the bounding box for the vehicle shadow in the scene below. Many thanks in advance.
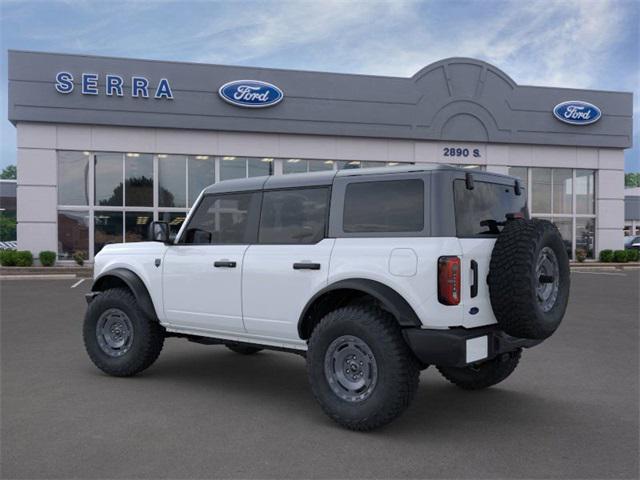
[120,342,577,437]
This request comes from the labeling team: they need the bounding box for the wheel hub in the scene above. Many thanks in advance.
[536,246,560,313]
[324,335,378,402]
[96,308,134,357]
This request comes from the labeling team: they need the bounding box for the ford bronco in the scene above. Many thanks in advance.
[84,165,570,430]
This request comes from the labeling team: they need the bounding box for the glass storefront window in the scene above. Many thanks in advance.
[552,217,573,259]
[531,168,551,213]
[124,153,153,206]
[125,212,153,243]
[220,156,246,181]
[57,210,89,259]
[337,160,362,170]
[94,211,123,254]
[576,217,596,259]
[58,151,90,205]
[158,155,186,208]
[248,158,273,177]
[95,153,123,206]
[576,169,595,214]
[309,160,335,172]
[188,156,215,206]
[508,166,528,186]
[283,159,308,174]
[552,168,572,214]
[159,211,188,241]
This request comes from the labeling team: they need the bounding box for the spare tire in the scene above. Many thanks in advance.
[488,218,570,340]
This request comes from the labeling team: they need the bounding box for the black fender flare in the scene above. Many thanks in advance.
[297,278,422,338]
[91,268,158,320]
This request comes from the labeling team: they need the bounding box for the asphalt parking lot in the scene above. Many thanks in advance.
[1,271,638,479]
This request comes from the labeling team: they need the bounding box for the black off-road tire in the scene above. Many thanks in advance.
[83,288,165,377]
[307,305,420,431]
[488,218,570,340]
[225,343,263,355]
[437,349,522,390]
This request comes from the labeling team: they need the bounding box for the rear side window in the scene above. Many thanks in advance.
[343,179,424,233]
[181,192,258,244]
[454,180,527,237]
[259,188,329,244]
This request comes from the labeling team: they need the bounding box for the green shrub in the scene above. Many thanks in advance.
[15,250,34,267]
[73,250,87,266]
[599,249,614,262]
[39,250,57,267]
[0,249,18,266]
[626,249,639,262]
[613,250,628,263]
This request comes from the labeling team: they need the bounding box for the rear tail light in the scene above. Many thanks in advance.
[438,256,461,305]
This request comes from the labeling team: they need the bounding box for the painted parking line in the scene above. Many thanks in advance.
[70,278,87,288]
[572,270,626,276]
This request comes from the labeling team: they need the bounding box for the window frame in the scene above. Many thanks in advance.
[329,173,430,238]
[257,186,332,245]
[176,190,262,245]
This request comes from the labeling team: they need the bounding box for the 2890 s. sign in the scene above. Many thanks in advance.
[218,80,284,108]
[553,100,601,125]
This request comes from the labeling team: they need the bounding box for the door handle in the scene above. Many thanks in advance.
[470,260,478,298]
[293,262,321,270]
[214,260,236,268]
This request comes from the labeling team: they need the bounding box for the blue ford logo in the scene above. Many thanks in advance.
[553,100,601,125]
[218,80,283,108]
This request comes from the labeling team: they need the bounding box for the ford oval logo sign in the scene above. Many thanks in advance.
[553,100,601,125]
[218,80,283,108]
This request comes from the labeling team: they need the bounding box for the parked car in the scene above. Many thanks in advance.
[624,235,640,250]
[83,165,570,430]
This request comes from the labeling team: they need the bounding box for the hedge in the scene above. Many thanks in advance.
[626,249,639,262]
[39,250,57,267]
[599,249,614,262]
[0,249,18,266]
[613,250,628,263]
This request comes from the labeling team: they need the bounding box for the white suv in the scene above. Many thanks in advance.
[84,165,570,430]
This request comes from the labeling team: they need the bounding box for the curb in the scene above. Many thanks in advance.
[571,262,640,270]
[0,274,78,280]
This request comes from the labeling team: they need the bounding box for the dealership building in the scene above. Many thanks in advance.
[7,50,633,261]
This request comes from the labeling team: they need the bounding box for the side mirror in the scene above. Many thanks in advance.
[149,221,170,243]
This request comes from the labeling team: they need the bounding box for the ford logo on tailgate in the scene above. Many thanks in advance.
[218,80,284,108]
[553,100,601,125]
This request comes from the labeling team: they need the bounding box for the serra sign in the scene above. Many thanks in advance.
[218,80,283,108]
[55,72,174,99]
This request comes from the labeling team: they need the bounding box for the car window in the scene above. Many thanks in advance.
[454,180,527,237]
[259,188,329,244]
[181,192,258,244]
[343,179,424,233]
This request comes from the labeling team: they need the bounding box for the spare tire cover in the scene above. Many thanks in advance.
[488,219,570,340]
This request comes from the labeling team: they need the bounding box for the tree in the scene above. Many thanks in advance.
[1,165,16,179]
[625,172,640,188]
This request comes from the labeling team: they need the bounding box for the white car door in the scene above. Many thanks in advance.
[242,186,333,342]
[162,191,260,335]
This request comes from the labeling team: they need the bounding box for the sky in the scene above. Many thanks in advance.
[0,0,638,172]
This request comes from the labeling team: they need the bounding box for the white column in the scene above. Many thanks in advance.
[595,149,625,254]
[16,123,58,258]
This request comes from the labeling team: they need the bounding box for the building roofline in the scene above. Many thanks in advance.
[7,49,633,95]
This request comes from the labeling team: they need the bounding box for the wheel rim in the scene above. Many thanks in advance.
[536,246,560,313]
[96,308,134,357]
[324,335,378,402]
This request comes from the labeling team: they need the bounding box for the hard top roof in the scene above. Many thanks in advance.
[201,164,517,195]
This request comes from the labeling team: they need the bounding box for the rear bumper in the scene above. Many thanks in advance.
[402,325,542,368]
